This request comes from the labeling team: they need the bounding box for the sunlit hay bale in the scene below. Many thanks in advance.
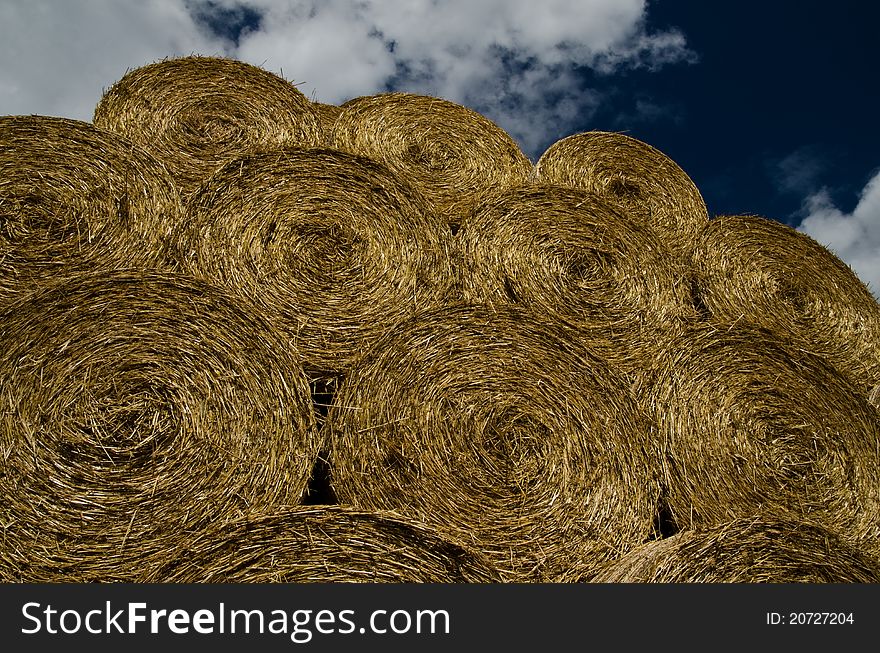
[158,506,501,582]
[0,270,320,582]
[534,131,708,256]
[93,56,323,199]
[331,92,533,231]
[174,147,454,376]
[689,213,880,395]
[456,184,695,378]
[645,322,880,544]
[592,516,880,583]
[326,304,662,583]
[0,115,183,306]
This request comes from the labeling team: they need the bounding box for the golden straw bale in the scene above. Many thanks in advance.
[593,516,880,583]
[535,130,708,256]
[645,322,880,543]
[331,92,532,230]
[174,147,453,376]
[93,56,323,198]
[0,115,183,305]
[690,213,880,394]
[0,271,320,582]
[158,506,501,583]
[326,305,662,582]
[456,184,695,377]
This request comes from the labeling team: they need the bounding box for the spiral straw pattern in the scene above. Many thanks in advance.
[690,213,880,394]
[0,271,320,582]
[93,56,323,198]
[0,115,183,305]
[645,322,880,543]
[332,92,533,230]
[327,304,662,582]
[535,130,708,256]
[175,147,454,375]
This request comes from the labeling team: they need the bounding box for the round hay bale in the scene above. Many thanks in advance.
[534,131,708,256]
[689,213,880,394]
[331,92,533,230]
[157,506,501,582]
[646,322,880,543]
[0,270,320,582]
[175,147,454,376]
[326,304,662,582]
[593,516,880,583]
[0,115,183,306]
[456,184,695,377]
[93,56,323,199]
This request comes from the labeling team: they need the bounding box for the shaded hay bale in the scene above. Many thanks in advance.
[93,56,323,198]
[645,323,880,543]
[456,184,695,377]
[0,115,183,305]
[593,516,880,583]
[175,147,454,376]
[690,214,880,394]
[331,92,532,230]
[0,271,320,582]
[534,131,708,255]
[313,101,343,134]
[326,305,662,582]
[158,506,501,582]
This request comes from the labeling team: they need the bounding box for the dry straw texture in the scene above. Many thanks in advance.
[331,92,533,230]
[312,101,343,134]
[175,147,453,376]
[593,516,880,583]
[326,304,662,582]
[534,131,708,256]
[93,56,323,198]
[645,323,880,543]
[456,184,695,377]
[0,271,320,582]
[158,506,501,582]
[690,213,880,394]
[0,115,183,306]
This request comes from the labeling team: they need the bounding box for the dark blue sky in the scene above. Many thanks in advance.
[578,0,879,225]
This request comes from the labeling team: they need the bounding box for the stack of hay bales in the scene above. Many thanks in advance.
[2,54,879,583]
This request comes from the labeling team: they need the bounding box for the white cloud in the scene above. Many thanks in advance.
[0,0,227,122]
[221,0,694,157]
[798,169,880,295]
[1,0,694,159]
[229,0,397,102]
